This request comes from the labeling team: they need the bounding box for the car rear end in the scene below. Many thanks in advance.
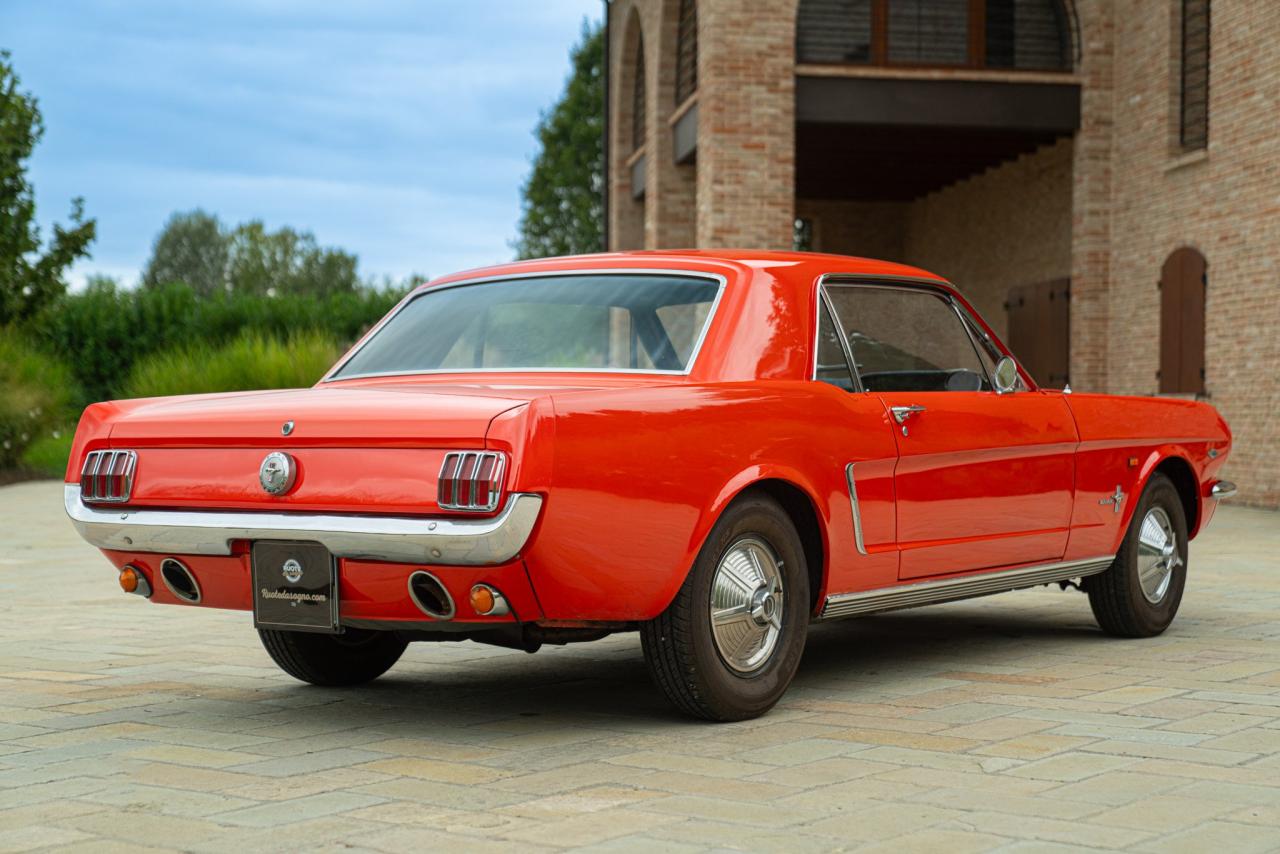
[65,385,554,639]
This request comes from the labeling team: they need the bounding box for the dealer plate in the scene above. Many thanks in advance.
[252,541,339,633]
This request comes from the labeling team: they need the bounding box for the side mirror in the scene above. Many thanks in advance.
[993,356,1020,394]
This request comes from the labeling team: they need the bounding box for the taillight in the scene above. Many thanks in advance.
[81,450,137,503]
[438,451,506,512]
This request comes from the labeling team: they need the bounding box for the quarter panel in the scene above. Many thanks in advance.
[523,383,899,621]
[1063,393,1230,558]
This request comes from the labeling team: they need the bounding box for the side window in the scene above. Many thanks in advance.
[814,299,856,391]
[824,286,991,392]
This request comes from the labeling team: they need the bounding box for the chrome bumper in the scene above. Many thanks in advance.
[1210,480,1237,500]
[64,485,543,565]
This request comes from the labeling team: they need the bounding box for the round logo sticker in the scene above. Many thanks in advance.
[281,558,303,584]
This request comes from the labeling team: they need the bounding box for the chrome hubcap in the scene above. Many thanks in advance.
[710,537,784,674]
[1137,506,1181,604]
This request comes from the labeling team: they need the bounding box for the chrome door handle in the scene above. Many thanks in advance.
[890,405,926,424]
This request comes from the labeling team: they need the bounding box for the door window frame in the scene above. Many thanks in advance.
[810,275,1002,392]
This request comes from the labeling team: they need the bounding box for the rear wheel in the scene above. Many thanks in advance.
[641,494,809,721]
[258,627,407,686]
[1087,473,1189,638]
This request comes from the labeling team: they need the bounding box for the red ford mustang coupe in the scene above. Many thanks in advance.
[66,251,1235,720]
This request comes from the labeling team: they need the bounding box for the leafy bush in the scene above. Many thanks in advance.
[122,330,343,399]
[26,279,403,406]
[19,431,74,479]
[0,330,77,469]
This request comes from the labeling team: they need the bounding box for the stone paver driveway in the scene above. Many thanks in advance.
[2,479,1279,852]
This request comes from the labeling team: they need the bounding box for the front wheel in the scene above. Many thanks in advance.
[1087,473,1189,638]
[259,627,407,686]
[641,494,810,721]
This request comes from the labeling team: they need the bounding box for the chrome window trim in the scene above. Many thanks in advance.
[65,484,544,566]
[820,555,1115,620]
[945,296,997,390]
[321,268,728,382]
[811,285,863,392]
[845,462,868,556]
[951,298,1030,392]
[817,275,998,393]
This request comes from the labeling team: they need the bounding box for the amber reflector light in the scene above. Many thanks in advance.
[470,585,496,615]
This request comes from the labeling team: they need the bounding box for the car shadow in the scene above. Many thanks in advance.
[248,602,1109,728]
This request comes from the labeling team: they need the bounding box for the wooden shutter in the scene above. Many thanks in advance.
[1181,0,1210,149]
[1005,278,1070,388]
[1159,248,1207,395]
[675,0,698,105]
[632,38,646,152]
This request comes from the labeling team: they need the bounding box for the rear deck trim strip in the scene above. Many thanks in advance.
[820,555,1114,620]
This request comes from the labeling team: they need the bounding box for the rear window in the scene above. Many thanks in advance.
[330,274,721,378]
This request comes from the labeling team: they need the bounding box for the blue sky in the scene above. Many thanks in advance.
[4,0,602,287]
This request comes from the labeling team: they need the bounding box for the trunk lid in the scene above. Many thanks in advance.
[103,385,537,515]
[108,385,536,446]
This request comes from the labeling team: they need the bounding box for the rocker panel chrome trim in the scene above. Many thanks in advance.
[65,485,543,566]
[820,555,1114,620]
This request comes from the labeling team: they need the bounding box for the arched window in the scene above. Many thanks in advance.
[675,0,698,105]
[632,35,647,152]
[796,0,1072,71]
[1159,248,1207,395]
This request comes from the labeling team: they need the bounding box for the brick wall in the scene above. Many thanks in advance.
[906,139,1074,340]
[694,0,797,248]
[1104,0,1280,506]
[1068,0,1117,396]
[607,0,647,250]
[795,199,907,262]
[609,0,1278,506]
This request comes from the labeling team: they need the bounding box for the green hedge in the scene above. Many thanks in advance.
[26,280,403,407]
[0,330,77,470]
[123,330,343,398]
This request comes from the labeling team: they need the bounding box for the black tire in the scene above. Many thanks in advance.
[1087,473,1189,638]
[641,493,810,721]
[258,627,407,686]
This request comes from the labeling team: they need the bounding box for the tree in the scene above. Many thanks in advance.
[141,212,359,297]
[226,221,358,297]
[0,50,96,324]
[141,210,228,296]
[514,21,604,259]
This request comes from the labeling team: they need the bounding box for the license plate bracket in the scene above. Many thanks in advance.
[252,541,339,634]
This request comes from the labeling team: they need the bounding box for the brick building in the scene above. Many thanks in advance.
[604,0,1278,507]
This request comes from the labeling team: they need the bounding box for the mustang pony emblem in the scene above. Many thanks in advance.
[259,452,296,495]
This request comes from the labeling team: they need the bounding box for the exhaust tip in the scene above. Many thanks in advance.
[408,571,455,620]
[160,558,201,604]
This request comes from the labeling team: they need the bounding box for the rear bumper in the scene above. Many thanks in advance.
[64,484,543,566]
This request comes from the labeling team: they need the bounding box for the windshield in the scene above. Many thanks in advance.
[330,273,722,378]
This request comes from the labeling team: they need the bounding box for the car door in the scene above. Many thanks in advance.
[823,281,1077,580]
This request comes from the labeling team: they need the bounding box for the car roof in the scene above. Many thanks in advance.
[425,250,949,291]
